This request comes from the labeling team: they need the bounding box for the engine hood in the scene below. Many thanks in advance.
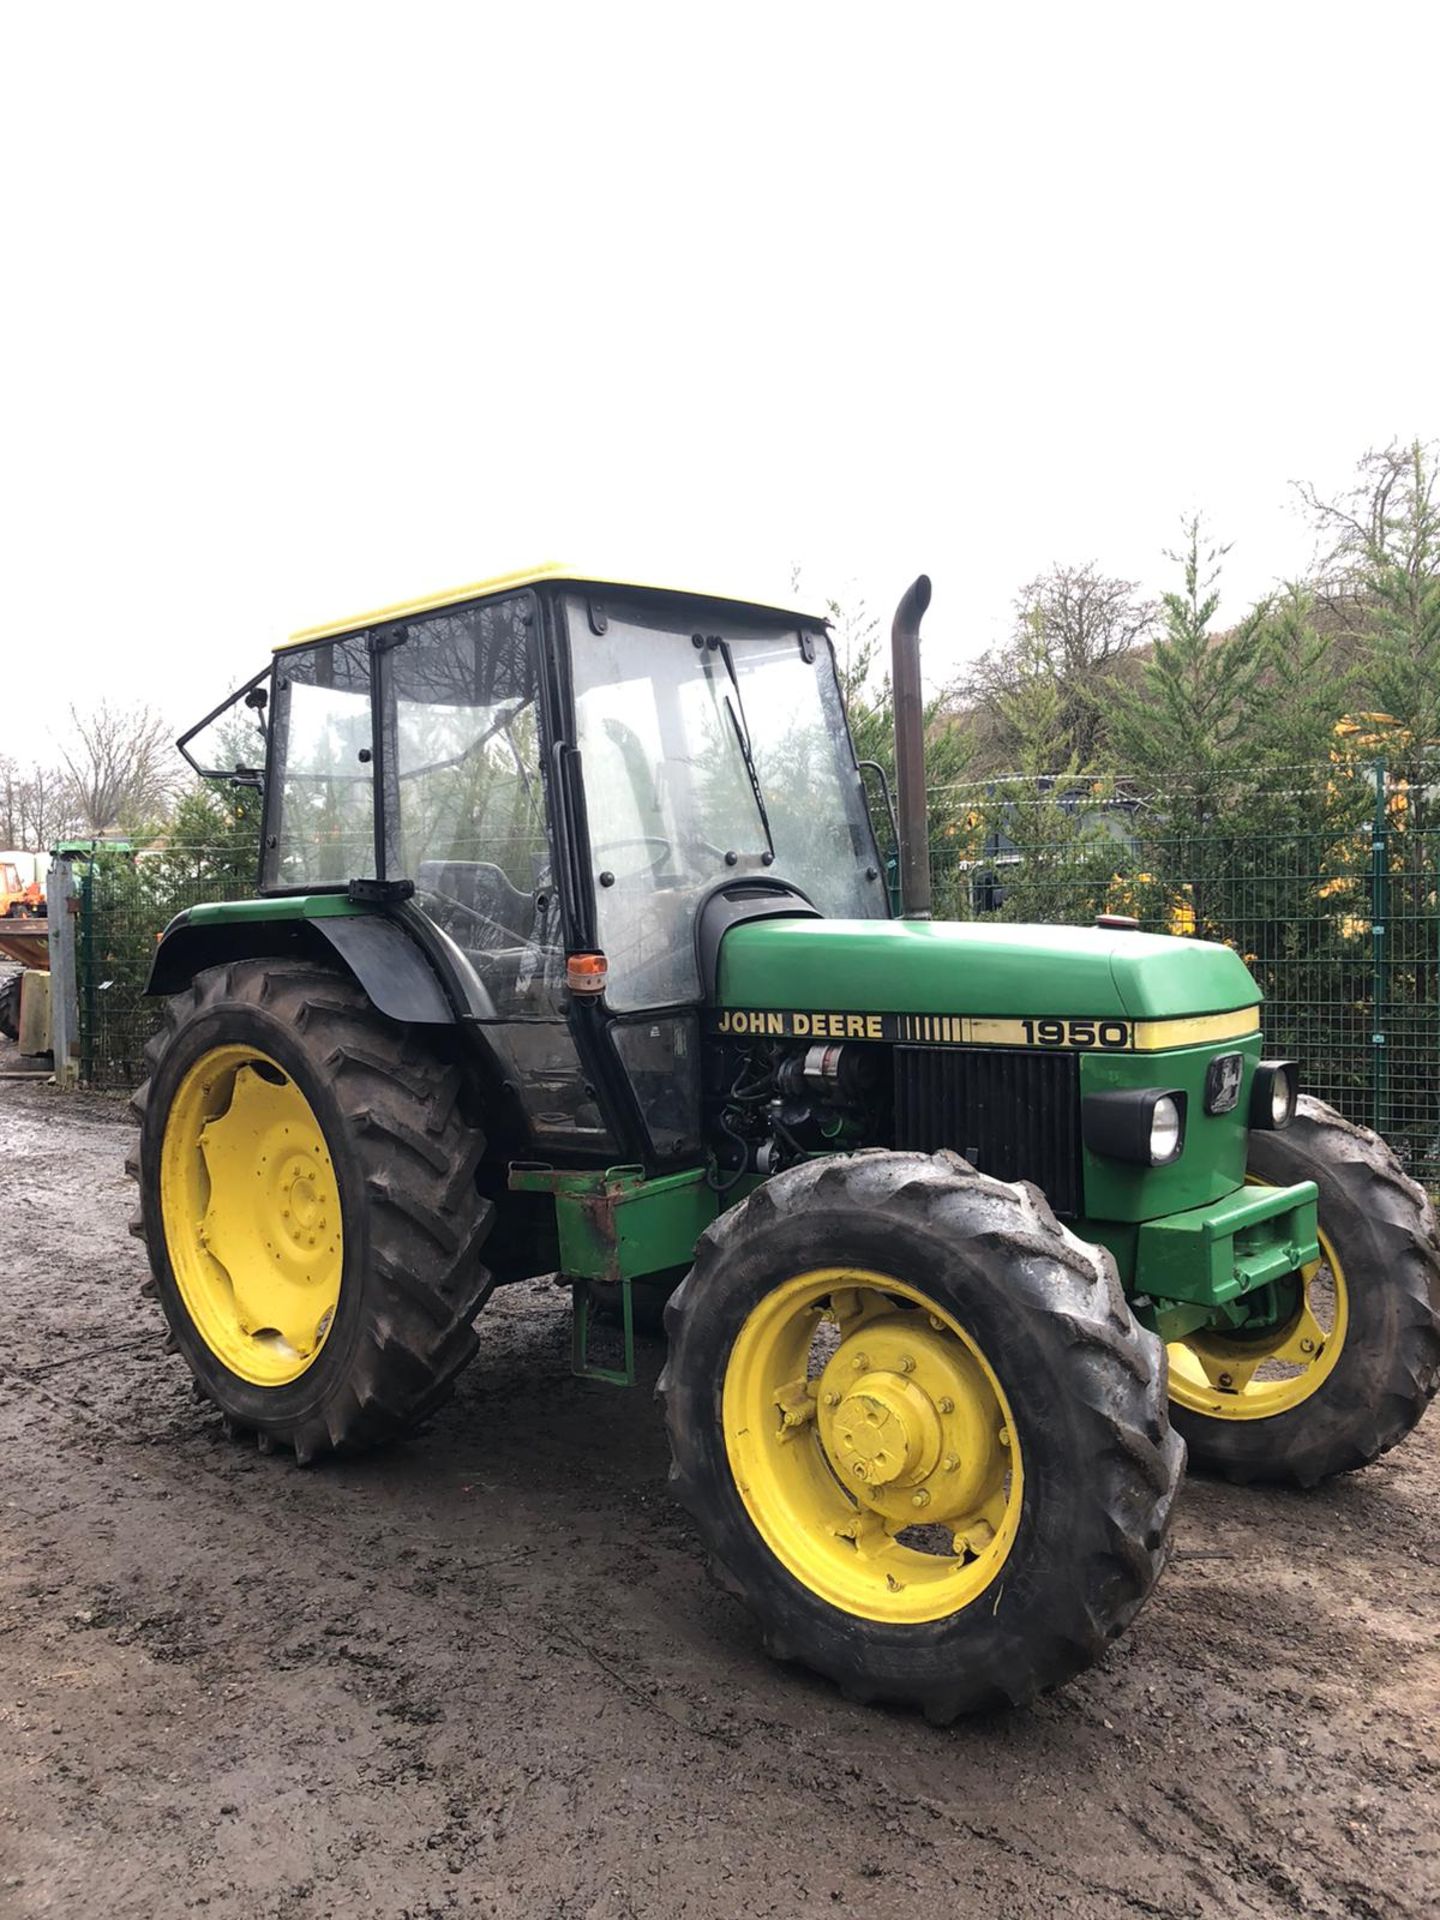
[716,917,1261,1023]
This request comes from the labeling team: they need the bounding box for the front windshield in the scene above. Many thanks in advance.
[569,596,885,1010]
[729,633,885,918]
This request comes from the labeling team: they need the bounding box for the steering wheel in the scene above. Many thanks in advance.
[592,836,673,881]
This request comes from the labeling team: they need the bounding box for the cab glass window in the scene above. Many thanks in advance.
[732,635,885,921]
[570,600,771,1010]
[568,596,885,1012]
[265,636,375,887]
[385,592,565,1019]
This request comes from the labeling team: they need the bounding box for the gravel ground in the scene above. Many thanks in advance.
[1,1053,1437,1920]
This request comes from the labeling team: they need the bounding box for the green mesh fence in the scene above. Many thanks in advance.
[75,762,1440,1196]
[928,757,1440,1192]
[76,851,254,1092]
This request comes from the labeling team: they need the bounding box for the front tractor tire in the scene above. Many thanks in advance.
[1167,1097,1440,1487]
[128,960,494,1462]
[660,1151,1184,1720]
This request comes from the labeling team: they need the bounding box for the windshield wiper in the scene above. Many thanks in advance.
[715,638,775,862]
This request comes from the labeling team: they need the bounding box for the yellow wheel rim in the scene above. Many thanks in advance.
[1167,1185,1348,1422]
[722,1268,1023,1625]
[159,1044,344,1387]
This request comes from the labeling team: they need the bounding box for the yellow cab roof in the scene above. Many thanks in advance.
[278,562,827,651]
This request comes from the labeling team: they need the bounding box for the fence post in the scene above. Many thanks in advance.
[45,854,80,1089]
[77,858,96,1085]
[1370,759,1389,1136]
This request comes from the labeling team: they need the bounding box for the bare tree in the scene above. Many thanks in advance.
[0,754,81,850]
[60,701,184,835]
[20,761,80,848]
[0,756,18,846]
[1299,439,1439,595]
[964,562,1158,769]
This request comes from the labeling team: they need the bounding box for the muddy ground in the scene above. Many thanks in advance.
[0,1048,1436,1920]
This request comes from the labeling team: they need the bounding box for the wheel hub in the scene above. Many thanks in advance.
[818,1315,999,1522]
[276,1151,329,1251]
[831,1376,940,1487]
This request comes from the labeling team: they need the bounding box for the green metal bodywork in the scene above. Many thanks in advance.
[184,895,367,925]
[508,1164,717,1282]
[1086,1182,1320,1341]
[717,917,1262,1021]
[507,1165,720,1387]
[1136,1180,1319,1305]
[1076,1040,1261,1221]
[722,915,1273,1225]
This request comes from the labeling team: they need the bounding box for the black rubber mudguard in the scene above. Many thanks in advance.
[146,910,456,1026]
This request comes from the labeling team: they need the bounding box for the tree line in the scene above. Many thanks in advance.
[840,437,1438,823]
[827,438,1440,1177]
[0,702,186,849]
[42,435,1440,1166]
[12,436,1434,868]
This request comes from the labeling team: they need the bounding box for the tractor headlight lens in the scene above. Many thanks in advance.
[1082,1089,1187,1167]
[1251,1061,1298,1130]
[1149,1095,1184,1165]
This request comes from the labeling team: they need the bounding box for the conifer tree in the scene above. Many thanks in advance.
[1104,521,1273,938]
[1108,518,1269,803]
[1303,440,1440,795]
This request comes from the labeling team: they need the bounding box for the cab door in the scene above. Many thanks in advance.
[376,588,621,1155]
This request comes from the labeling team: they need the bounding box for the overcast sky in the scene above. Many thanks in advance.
[2,1,1435,763]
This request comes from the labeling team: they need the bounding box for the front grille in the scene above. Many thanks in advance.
[893,1046,1082,1214]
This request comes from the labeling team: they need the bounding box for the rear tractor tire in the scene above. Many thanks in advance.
[1167,1097,1440,1487]
[128,960,495,1462]
[660,1150,1184,1720]
[0,973,20,1043]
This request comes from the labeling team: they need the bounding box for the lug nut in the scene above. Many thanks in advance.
[943,1453,959,1472]
[822,1390,840,1408]
[1218,1373,1234,1388]
[928,1314,946,1331]
[998,1427,1010,1449]
[1299,1338,1316,1355]
[851,1352,869,1372]
[898,1354,915,1374]
[938,1396,955,1414]
[911,1489,930,1509]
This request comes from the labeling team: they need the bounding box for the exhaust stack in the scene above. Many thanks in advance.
[891,574,933,919]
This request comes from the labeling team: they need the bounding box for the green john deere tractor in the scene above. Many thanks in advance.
[131,564,1440,1719]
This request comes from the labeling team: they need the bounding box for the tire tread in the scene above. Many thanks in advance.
[126,960,494,1462]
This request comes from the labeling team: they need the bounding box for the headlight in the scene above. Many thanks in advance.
[1149,1095,1184,1164]
[1082,1089,1188,1166]
[1251,1061,1298,1130]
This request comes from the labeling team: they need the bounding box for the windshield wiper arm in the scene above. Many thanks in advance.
[716,638,774,861]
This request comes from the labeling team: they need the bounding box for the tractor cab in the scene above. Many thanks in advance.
[178,566,888,1163]
[0,857,44,917]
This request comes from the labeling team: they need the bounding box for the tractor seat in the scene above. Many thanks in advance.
[415,860,535,944]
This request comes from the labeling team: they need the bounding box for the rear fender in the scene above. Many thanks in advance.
[146,907,457,1025]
